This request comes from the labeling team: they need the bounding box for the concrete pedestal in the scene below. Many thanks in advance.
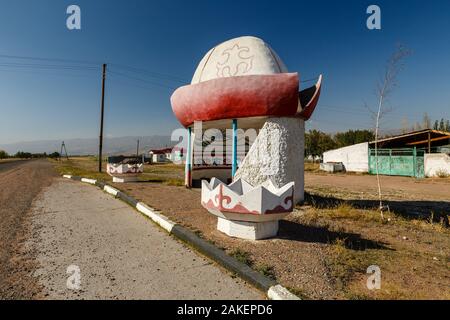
[217,217,279,240]
[112,176,139,183]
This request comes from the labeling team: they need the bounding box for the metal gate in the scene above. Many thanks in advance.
[369,148,425,178]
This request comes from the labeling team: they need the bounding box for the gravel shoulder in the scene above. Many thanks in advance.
[0,159,56,299]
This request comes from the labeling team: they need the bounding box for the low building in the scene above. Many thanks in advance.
[322,129,450,178]
[149,148,172,163]
[149,147,185,164]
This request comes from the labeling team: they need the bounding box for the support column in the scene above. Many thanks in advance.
[428,131,431,153]
[185,127,192,187]
[232,119,238,178]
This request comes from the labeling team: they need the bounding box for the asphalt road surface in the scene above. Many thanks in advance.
[0,159,262,299]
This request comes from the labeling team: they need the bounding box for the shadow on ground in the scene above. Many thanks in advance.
[278,220,390,251]
[304,192,450,225]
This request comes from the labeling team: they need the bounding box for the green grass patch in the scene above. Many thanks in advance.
[256,264,276,280]
[230,249,253,266]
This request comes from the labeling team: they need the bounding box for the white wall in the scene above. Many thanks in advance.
[323,142,369,173]
[152,154,167,163]
[424,153,450,177]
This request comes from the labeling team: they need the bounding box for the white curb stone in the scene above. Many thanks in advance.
[104,185,119,196]
[63,175,72,179]
[267,285,300,300]
[136,202,176,233]
[81,178,97,185]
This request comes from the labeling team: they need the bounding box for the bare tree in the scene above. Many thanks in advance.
[367,44,411,220]
[401,117,409,133]
[422,112,431,129]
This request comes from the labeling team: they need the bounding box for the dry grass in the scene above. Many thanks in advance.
[304,162,320,172]
[51,157,184,184]
[51,158,111,181]
[294,199,450,299]
[435,169,450,178]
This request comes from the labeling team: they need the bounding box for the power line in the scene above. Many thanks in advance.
[0,53,101,66]
[109,63,188,84]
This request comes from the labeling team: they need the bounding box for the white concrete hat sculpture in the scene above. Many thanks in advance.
[171,35,323,240]
[202,178,294,240]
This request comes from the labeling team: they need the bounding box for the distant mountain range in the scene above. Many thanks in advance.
[0,136,175,156]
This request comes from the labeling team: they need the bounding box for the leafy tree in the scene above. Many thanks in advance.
[0,150,8,159]
[439,118,445,131]
[433,120,439,130]
[14,151,32,159]
[48,152,60,159]
[446,120,450,132]
[305,130,336,161]
[334,129,375,148]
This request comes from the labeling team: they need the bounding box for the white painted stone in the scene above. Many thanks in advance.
[267,285,301,300]
[425,153,450,177]
[136,202,176,233]
[234,117,305,204]
[81,178,96,185]
[104,185,119,196]
[320,162,344,173]
[217,217,279,240]
[63,175,72,179]
[323,142,369,173]
[112,176,139,183]
[192,36,288,84]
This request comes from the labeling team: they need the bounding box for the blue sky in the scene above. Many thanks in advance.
[0,0,449,144]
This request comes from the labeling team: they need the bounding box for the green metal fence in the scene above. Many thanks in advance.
[368,147,425,178]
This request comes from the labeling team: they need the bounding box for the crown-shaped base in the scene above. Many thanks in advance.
[202,178,294,222]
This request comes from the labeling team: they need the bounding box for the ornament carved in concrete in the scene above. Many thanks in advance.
[201,178,294,239]
[107,156,143,183]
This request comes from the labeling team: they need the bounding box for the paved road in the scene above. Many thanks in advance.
[27,178,262,299]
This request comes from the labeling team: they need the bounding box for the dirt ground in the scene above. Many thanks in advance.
[0,159,56,299]
[305,172,450,218]
[306,171,450,200]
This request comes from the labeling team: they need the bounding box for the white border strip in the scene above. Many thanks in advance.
[104,185,119,196]
[81,178,97,185]
[63,175,72,179]
[136,202,176,233]
[268,285,300,300]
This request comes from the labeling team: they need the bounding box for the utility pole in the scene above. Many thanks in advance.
[60,141,69,160]
[98,63,107,172]
[136,139,140,158]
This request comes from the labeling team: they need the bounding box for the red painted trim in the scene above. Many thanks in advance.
[171,73,299,127]
[201,185,294,215]
[298,75,322,120]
